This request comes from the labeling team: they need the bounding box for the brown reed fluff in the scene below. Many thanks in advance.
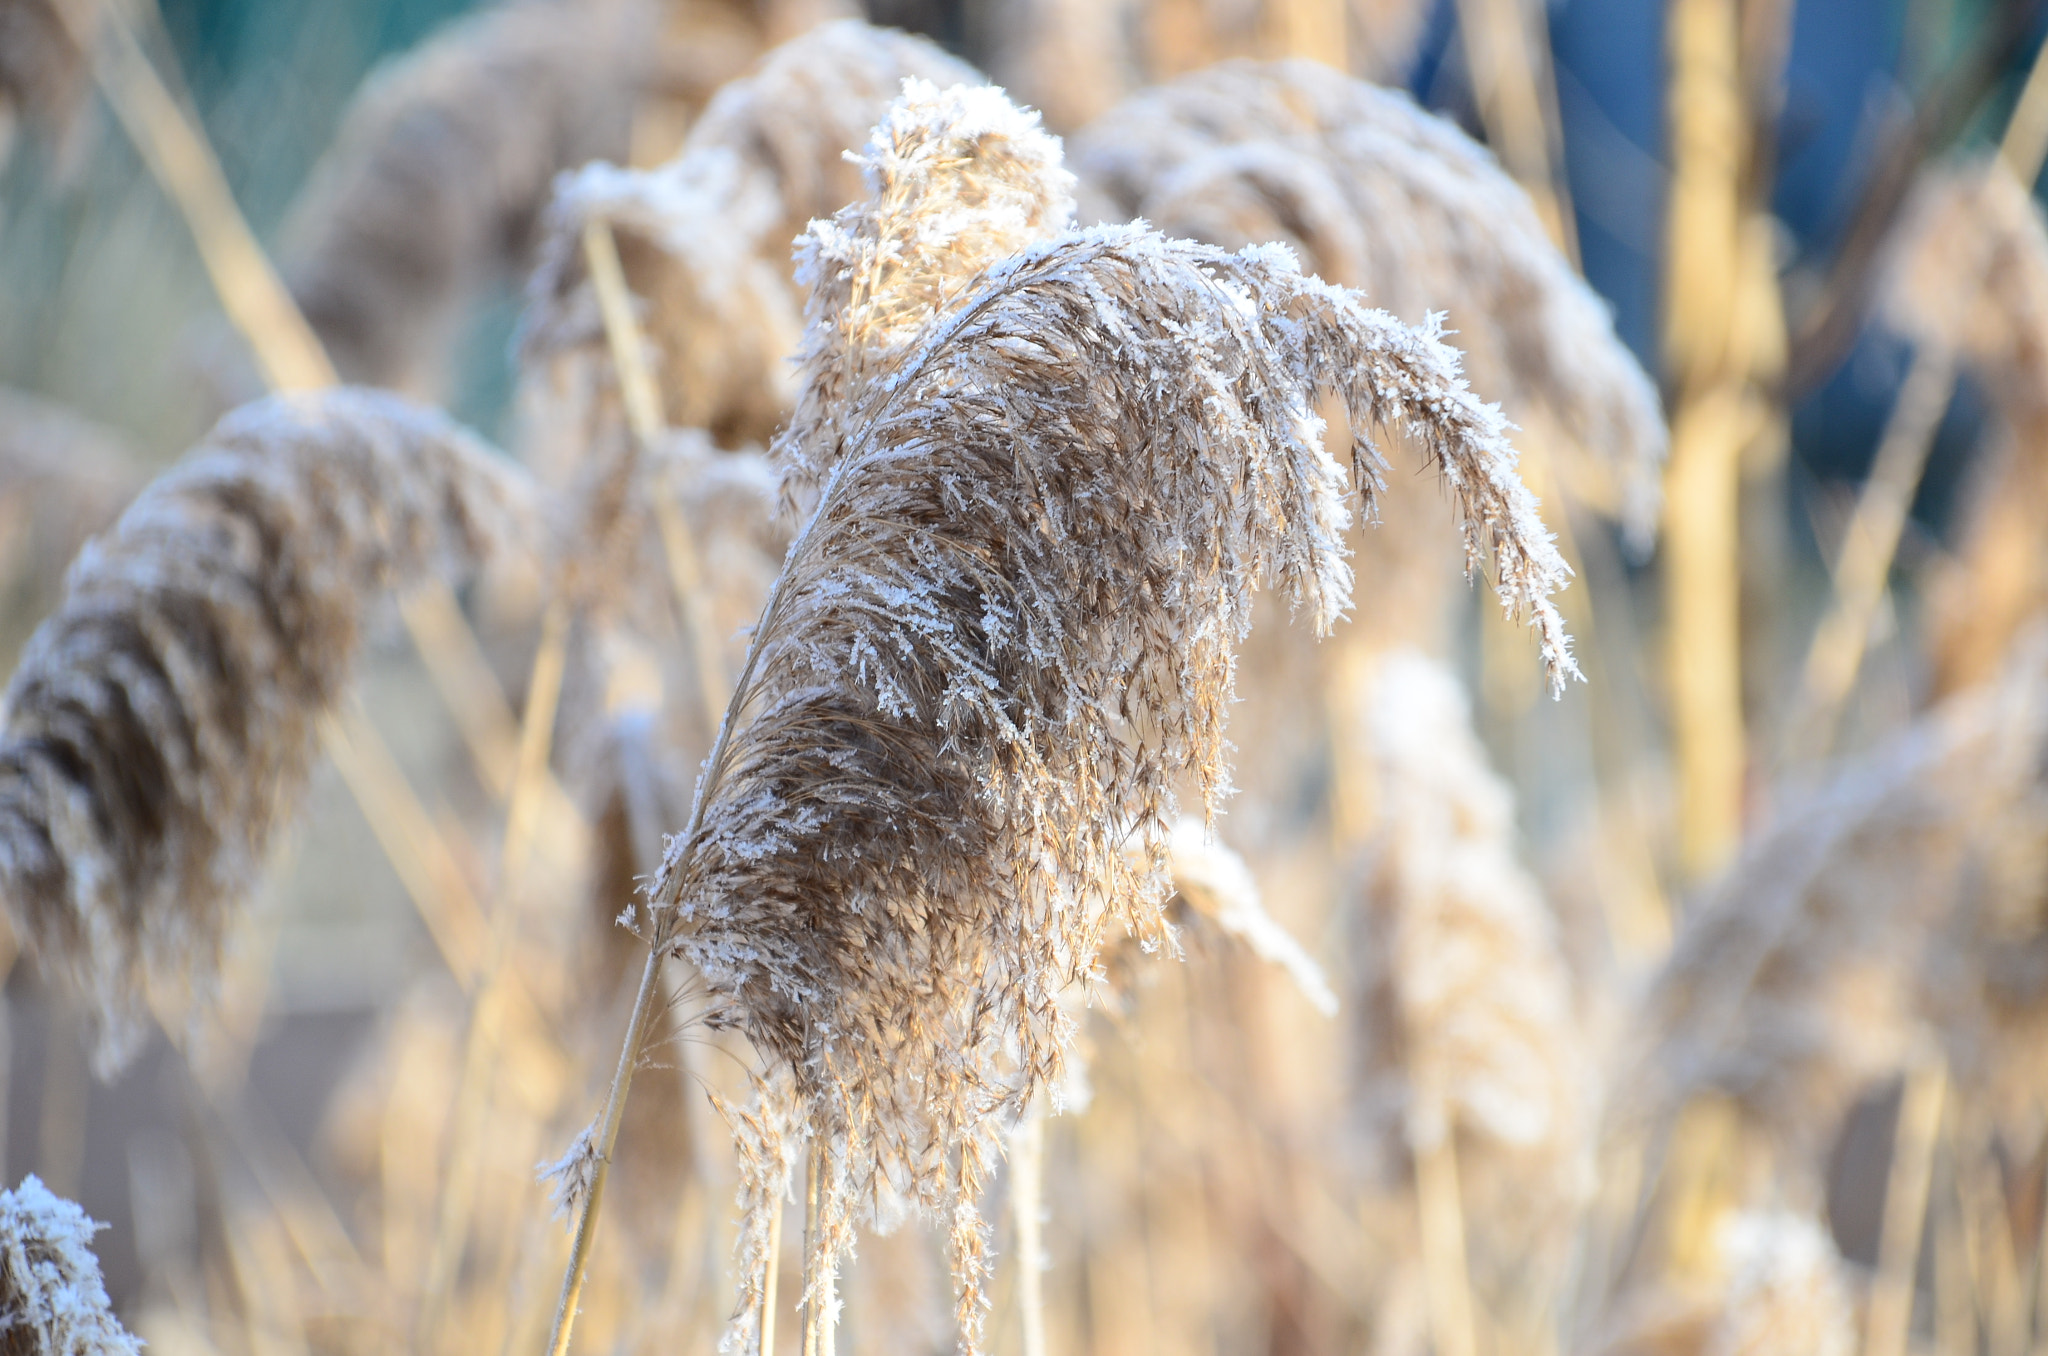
[1639,626,2048,1173]
[631,80,1575,1352]
[1597,1211,1856,1356]
[281,0,659,393]
[0,1175,142,1355]
[1343,650,1593,1282]
[1071,58,1666,544]
[1885,160,2048,696]
[521,19,980,450]
[0,389,536,1070]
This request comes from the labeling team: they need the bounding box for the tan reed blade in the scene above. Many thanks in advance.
[1866,1058,1947,1356]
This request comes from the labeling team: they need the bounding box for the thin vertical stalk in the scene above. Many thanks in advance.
[1013,1103,1048,1356]
[1412,1113,1478,1356]
[1454,0,1578,261]
[1866,1060,1947,1356]
[801,1140,837,1356]
[760,1194,785,1356]
[581,218,731,742]
[1274,0,1346,69]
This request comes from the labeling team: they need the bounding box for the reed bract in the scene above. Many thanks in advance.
[592,78,1576,1354]
[0,389,535,1069]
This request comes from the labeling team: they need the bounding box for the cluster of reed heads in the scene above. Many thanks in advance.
[4,2,2048,1355]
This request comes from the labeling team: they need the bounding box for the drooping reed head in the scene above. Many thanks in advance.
[645,81,1574,1351]
[0,1174,142,1355]
[1072,59,1667,546]
[523,20,979,448]
[283,0,656,392]
[0,389,535,1069]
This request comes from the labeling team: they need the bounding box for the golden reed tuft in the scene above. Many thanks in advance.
[0,389,536,1070]
[637,80,1575,1352]
[1073,58,1667,546]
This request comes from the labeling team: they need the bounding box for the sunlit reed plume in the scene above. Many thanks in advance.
[1641,628,2048,1173]
[1885,160,2048,696]
[0,1174,142,1355]
[0,389,536,1070]
[1597,1209,1856,1356]
[633,80,1574,1352]
[1072,58,1665,545]
[283,0,657,392]
[523,20,978,450]
[1162,814,1337,1016]
[1345,650,1592,1278]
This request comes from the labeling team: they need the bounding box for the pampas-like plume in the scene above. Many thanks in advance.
[0,389,536,1070]
[634,81,1574,1352]
[1639,626,2048,1172]
[282,0,658,392]
[1162,814,1337,1016]
[1344,650,1593,1236]
[523,20,979,449]
[0,1175,142,1356]
[1072,59,1666,544]
[1885,161,2048,695]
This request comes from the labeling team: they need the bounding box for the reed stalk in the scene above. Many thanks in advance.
[1453,0,1577,260]
[1412,1112,1478,1356]
[802,1140,838,1356]
[1012,1102,1048,1356]
[1865,1058,1947,1356]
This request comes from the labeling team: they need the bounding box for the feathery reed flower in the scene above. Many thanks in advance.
[636,81,1575,1351]
[0,1174,142,1355]
[1072,59,1666,545]
[1344,650,1592,1241]
[523,20,979,448]
[0,389,536,1070]
[1162,814,1336,1016]
[283,0,657,392]
[1704,1211,1856,1356]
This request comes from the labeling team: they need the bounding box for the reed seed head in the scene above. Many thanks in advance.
[0,389,537,1070]
[0,1174,142,1356]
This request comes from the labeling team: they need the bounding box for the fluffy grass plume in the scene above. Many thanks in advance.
[0,389,535,1070]
[638,80,1574,1351]
[524,20,978,448]
[0,1174,142,1355]
[1345,651,1592,1259]
[282,0,658,391]
[1640,627,2048,1170]
[1886,161,2048,695]
[1073,58,1666,544]
[1597,1210,1856,1356]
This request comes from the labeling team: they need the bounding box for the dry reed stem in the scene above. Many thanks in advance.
[1412,1122,1479,1356]
[0,1174,142,1354]
[0,390,534,1069]
[281,0,656,392]
[1011,1102,1047,1356]
[1866,1059,1946,1356]
[1070,58,1664,545]
[1453,0,1578,260]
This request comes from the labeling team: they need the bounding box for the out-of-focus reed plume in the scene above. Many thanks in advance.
[280,0,660,395]
[1885,161,2048,698]
[1639,628,2048,1178]
[1071,58,1666,546]
[1163,815,1337,1016]
[1598,1210,1857,1356]
[0,1174,143,1355]
[0,0,89,173]
[0,389,537,1071]
[0,390,141,666]
[991,0,1434,134]
[522,20,979,451]
[1344,651,1593,1328]
[616,79,1574,1354]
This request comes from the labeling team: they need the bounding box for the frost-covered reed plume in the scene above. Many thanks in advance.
[1639,628,2048,1175]
[0,390,535,1069]
[1073,58,1665,544]
[1345,652,1592,1288]
[282,0,658,392]
[1886,161,2048,695]
[0,1175,142,1355]
[523,20,978,450]
[602,80,1574,1355]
